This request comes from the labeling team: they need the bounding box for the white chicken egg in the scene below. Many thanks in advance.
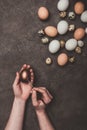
[65,38,77,51]
[49,40,60,54]
[57,20,68,35]
[57,0,69,11]
[81,10,87,23]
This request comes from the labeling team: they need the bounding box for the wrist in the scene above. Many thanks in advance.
[35,109,46,116]
[14,97,26,105]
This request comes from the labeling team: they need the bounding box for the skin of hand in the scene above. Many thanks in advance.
[4,64,34,130]
[32,87,54,130]
[32,87,53,113]
[13,64,34,101]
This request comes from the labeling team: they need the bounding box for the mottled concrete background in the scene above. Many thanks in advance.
[0,0,87,130]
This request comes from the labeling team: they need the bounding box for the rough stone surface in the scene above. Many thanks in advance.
[0,0,87,130]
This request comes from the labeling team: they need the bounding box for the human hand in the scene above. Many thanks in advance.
[13,64,34,101]
[32,87,53,113]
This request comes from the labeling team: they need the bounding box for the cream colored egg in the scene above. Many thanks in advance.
[81,11,87,23]
[57,20,68,35]
[49,40,60,54]
[65,38,77,51]
[45,26,58,37]
[57,0,69,11]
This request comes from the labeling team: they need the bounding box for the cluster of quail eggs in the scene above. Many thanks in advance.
[38,0,87,66]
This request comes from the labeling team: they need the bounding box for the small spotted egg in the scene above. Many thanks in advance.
[68,12,75,20]
[68,24,75,31]
[49,40,60,54]
[46,57,52,65]
[41,37,50,44]
[75,47,82,54]
[77,40,84,47]
[59,11,67,18]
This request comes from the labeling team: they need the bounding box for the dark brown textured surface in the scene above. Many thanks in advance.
[0,0,87,130]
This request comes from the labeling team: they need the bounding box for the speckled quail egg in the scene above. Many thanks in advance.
[59,11,67,18]
[41,37,50,44]
[49,40,60,54]
[77,40,84,47]
[57,0,69,11]
[65,38,77,51]
[68,12,75,20]
[68,24,75,31]
[46,57,52,65]
[69,56,75,63]
[38,29,45,37]
[81,10,87,23]
[75,47,82,54]
[57,20,68,35]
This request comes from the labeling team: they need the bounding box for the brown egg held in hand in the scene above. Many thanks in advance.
[38,7,49,20]
[20,69,30,83]
[74,2,85,14]
[57,53,68,66]
[45,26,58,37]
[74,28,85,40]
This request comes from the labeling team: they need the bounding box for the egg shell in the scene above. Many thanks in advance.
[74,28,85,40]
[57,53,68,66]
[74,2,85,14]
[85,27,87,34]
[77,40,84,47]
[57,20,68,35]
[49,40,60,54]
[65,38,77,51]
[57,0,69,11]
[38,7,49,20]
[46,57,52,65]
[20,69,30,83]
[81,11,87,23]
[45,26,58,37]
[22,71,28,79]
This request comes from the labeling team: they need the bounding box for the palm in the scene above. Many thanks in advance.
[20,82,32,100]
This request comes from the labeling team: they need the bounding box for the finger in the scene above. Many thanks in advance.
[36,87,53,99]
[13,72,20,87]
[27,65,31,69]
[30,69,34,84]
[32,90,38,106]
[33,88,51,104]
[19,64,27,73]
[46,90,53,99]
